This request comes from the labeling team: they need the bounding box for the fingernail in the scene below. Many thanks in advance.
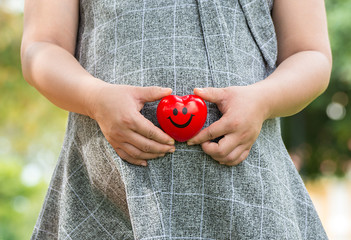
[141,162,147,167]
[168,148,175,153]
[162,88,172,93]
[187,141,194,146]
[194,88,204,94]
[168,140,175,145]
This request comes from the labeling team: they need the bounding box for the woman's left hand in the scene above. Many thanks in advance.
[187,85,268,166]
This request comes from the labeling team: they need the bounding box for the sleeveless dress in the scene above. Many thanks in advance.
[31,0,328,239]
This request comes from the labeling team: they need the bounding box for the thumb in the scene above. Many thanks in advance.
[194,87,225,104]
[137,86,172,103]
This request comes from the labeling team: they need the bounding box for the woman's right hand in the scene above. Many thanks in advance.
[88,83,176,167]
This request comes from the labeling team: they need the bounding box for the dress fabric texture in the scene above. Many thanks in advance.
[31,0,328,239]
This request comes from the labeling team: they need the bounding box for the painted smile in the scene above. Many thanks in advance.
[167,114,195,128]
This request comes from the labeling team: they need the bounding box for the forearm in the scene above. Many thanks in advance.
[21,41,107,116]
[254,50,331,120]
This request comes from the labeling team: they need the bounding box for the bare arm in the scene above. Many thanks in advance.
[188,0,332,165]
[21,0,97,115]
[257,0,332,119]
[21,0,175,166]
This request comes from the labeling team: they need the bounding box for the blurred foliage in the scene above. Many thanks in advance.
[0,0,350,239]
[0,158,48,240]
[281,0,351,179]
[0,7,67,240]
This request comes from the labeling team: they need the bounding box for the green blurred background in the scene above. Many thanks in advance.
[0,0,350,239]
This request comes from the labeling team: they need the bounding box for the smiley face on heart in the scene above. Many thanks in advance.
[157,95,207,142]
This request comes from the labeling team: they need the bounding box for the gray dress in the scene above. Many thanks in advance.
[31,0,328,239]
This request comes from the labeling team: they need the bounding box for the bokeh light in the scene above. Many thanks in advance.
[320,159,337,175]
[12,195,30,213]
[332,91,349,106]
[326,102,346,120]
[20,163,42,187]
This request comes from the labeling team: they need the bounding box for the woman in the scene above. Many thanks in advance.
[21,0,331,239]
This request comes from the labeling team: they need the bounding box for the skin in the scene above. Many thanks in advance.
[21,0,331,167]
[188,0,332,165]
[21,0,175,167]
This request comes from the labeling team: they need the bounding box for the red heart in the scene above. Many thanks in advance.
[157,95,207,142]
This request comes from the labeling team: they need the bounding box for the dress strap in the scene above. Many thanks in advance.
[238,0,277,69]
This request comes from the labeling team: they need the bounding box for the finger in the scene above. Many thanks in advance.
[188,119,227,145]
[136,86,172,103]
[222,149,250,166]
[200,134,238,158]
[115,148,148,167]
[133,113,175,145]
[119,142,166,160]
[217,147,250,166]
[193,87,225,104]
[127,131,176,154]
